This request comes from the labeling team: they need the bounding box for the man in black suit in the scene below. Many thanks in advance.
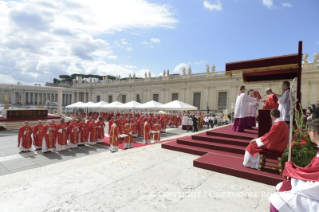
[192,115,198,132]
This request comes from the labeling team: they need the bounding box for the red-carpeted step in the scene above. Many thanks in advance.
[161,140,243,158]
[192,134,251,147]
[194,153,283,186]
[206,125,258,140]
[177,138,246,155]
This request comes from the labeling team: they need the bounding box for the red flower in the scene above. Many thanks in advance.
[291,143,295,147]
[303,135,309,138]
[299,140,307,146]
[295,129,299,132]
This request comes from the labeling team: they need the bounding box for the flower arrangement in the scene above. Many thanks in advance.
[282,104,317,167]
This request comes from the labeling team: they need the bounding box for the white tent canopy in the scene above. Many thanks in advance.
[118,101,141,109]
[162,100,197,110]
[100,101,123,109]
[90,101,108,108]
[66,101,83,108]
[75,101,96,108]
[136,100,164,109]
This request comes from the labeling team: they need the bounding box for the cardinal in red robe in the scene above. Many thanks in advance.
[243,109,289,169]
[143,119,151,144]
[123,119,133,149]
[68,119,79,148]
[33,120,43,150]
[88,118,98,144]
[78,119,88,146]
[153,121,161,142]
[108,118,114,135]
[56,118,68,151]
[109,120,120,153]
[51,119,57,142]
[96,117,105,143]
[262,88,279,110]
[18,121,33,152]
[269,119,319,212]
[40,120,56,153]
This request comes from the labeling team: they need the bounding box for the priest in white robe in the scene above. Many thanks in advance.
[232,86,257,132]
[269,119,319,212]
[246,89,258,129]
[276,81,290,124]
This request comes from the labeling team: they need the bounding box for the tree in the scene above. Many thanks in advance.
[53,78,61,84]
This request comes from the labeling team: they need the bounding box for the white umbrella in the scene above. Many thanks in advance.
[118,101,142,109]
[162,100,197,110]
[66,101,83,108]
[136,100,164,109]
[75,101,96,108]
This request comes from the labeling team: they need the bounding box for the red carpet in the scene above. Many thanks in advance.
[0,115,61,122]
[162,125,283,186]
[99,136,176,150]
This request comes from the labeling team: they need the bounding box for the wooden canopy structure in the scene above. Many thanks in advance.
[225,41,302,105]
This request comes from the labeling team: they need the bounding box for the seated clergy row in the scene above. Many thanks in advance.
[18,117,105,153]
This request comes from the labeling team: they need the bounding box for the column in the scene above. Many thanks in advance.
[57,89,62,115]
[72,92,75,103]
[88,91,91,102]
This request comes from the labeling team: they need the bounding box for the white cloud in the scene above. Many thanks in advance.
[150,38,161,43]
[124,65,137,69]
[173,63,189,74]
[0,0,178,84]
[262,0,274,9]
[203,1,222,11]
[282,3,293,7]
[107,55,117,60]
[126,47,133,51]
[142,41,150,45]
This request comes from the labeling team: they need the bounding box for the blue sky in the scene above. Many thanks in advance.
[0,0,318,84]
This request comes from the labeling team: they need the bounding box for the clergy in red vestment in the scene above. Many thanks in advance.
[68,119,79,148]
[33,120,43,150]
[96,117,105,143]
[152,120,161,142]
[262,88,279,110]
[243,109,289,169]
[109,120,120,153]
[137,118,142,136]
[40,120,56,153]
[88,118,98,145]
[18,121,33,152]
[132,118,138,137]
[51,120,57,142]
[56,118,68,151]
[143,119,151,144]
[78,119,88,146]
[123,119,133,149]
[269,119,319,212]
[108,118,114,135]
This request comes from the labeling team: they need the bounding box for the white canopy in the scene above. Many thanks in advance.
[118,101,142,109]
[90,101,109,108]
[162,100,197,110]
[100,101,123,109]
[66,101,83,108]
[75,101,96,108]
[136,100,164,109]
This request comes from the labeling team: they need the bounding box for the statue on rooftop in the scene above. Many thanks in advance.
[149,71,151,78]
[182,67,186,75]
[167,69,170,76]
[212,64,216,73]
[188,66,192,75]
[133,73,136,79]
[314,52,319,63]
[206,64,210,73]
[163,70,166,77]
[304,53,309,64]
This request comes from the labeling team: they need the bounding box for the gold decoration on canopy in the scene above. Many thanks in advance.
[225,63,299,77]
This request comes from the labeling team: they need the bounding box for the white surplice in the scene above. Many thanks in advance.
[278,89,290,121]
[234,93,257,119]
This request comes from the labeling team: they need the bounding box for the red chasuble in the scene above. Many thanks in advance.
[88,122,97,142]
[68,123,79,144]
[246,121,289,157]
[79,122,88,142]
[153,124,161,141]
[143,122,151,141]
[109,124,120,146]
[176,116,181,127]
[40,124,56,148]
[51,124,57,141]
[108,119,114,134]
[123,123,133,143]
[18,126,33,148]
[57,122,68,145]
[263,94,279,110]
[96,120,105,139]
[33,124,43,147]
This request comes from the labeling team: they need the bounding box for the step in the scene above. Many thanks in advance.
[207,131,257,140]
[192,134,250,147]
[194,153,282,186]
[161,140,243,158]
[177,137,246,155]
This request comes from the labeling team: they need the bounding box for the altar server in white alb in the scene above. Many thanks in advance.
[232,86,257,132]
[269,119,319,212]
[246,90,258,129]
[276,81,290,124]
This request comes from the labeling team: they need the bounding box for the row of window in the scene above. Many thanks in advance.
[96,92,228,110]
